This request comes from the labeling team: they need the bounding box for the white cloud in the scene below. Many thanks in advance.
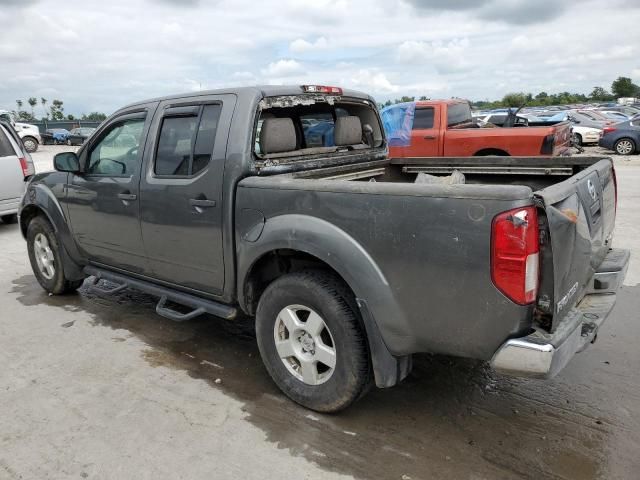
[261,59,305,77]
[349,70,399,93]
[289,37,329,53]
[397,38,470,73]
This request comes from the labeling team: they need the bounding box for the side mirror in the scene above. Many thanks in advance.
[54,152,81,173]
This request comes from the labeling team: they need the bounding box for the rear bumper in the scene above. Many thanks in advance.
[491,248,630,379]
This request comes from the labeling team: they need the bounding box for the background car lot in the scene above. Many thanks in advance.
[0,144,637,479]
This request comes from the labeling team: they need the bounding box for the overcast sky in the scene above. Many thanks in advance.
[1,0,639,116]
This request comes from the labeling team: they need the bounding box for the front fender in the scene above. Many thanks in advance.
[237,214,413,387]
[20,178,85,280]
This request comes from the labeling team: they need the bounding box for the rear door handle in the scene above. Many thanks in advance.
[117,193,137,201]
[423,135,436,140]
[189,198,216,208]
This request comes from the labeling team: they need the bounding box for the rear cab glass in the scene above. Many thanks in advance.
[447,102,473,129]
[254,93,385,164]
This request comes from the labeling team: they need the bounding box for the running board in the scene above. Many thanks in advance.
[83,266,237,321]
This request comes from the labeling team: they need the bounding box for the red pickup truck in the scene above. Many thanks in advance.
[382,100,572,158]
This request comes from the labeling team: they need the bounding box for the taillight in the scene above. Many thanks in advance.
[540,134,555,155]
[491,206,539,305]
[602,127,617,135]
[19,157,35,178]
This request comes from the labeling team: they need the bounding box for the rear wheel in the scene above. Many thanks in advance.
[22,136,38,153]
[27,216,83,294]
[614,138,636,155]
[1,214,18,224]
[256,270,371,412]
[572,133,583,146]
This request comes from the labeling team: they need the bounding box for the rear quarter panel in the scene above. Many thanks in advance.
[443,126,561,156]
[236,177,536,360]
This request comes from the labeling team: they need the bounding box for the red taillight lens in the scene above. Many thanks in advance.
[19,157,35,178]
[603,127,617,135]
[491,206,539,305]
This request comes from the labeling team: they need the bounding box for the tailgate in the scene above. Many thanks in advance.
[551,122,572,155]
[535,159,616,326]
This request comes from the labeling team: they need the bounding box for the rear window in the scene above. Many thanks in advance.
[447,103,472,128]
[0,127,16,157]
[255,98,383,159]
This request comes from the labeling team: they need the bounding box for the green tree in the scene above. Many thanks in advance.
[50,99,64,121]
[40,97,48,119]
[66,114,75,121]
[81,112,108,121]
[590,86,613,101]
[27,97,37,117]
[502,92,528,107]
[611,77,640,98]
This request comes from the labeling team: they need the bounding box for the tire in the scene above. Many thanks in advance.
[572,133,582,147]
[256,270,372,412]
[614,138,636,155]
[22,136,38,153]
[27,216,84,295]
[1,214,18,224]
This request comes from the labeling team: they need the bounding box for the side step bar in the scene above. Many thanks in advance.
[83,266,237,321]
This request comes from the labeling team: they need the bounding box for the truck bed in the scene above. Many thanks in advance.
[237,155,616,360]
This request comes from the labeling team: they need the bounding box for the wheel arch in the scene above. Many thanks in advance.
[474,148,510,156]
[237,214,413,388]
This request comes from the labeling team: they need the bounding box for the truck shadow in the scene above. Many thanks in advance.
[11,274,624,480]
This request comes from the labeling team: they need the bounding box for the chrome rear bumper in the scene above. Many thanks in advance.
[491,248,629,379]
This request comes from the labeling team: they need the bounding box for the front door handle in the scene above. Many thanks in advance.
[189,198,216,208]
[117,193,137,201]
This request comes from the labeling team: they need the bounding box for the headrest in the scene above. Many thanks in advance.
[260,118,297,154]
[334,116,362,146]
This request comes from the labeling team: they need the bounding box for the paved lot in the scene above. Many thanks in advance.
[1,145,639,479]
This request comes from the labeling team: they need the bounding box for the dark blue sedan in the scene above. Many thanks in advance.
[599,119,640,155]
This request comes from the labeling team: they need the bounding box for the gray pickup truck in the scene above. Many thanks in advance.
[19,85,628,412]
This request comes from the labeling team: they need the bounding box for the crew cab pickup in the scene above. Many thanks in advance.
[19,85,628,412]
[383,99,572,158]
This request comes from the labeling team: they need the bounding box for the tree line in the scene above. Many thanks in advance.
[378,76,640,110]
[11,97,107,122]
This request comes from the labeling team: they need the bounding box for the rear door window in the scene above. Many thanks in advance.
[155,104,222,176]
[412,108,434,129]
[0,127,16,157]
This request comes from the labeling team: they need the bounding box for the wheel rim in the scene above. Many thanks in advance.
[273,304,336,385]
[23,139,36,151]
[33,233,55,280]
[67,139,71,146]
[617,140,633,154]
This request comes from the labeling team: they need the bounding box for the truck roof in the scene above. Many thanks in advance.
[121,85,375,111]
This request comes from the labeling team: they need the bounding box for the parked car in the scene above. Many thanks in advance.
[476,113,529,127]
[599,119,640,155]
[599,105,640,117]
[0,110,41,152]
[568,110,615,129]
[19,85,627,412]
[599,110,630,122]
[0,121,35,223]
[571,125,602,146]
[41,128,70,145]
[66,127,96,146]
[383,100,571,157]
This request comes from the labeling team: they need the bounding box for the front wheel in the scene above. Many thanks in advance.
[256,271,371,412]
[66,139,72,146]
[27,216,84,294]
[572,133,582,147]
[615,138,636,155]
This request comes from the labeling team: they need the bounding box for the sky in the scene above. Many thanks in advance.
[1,0,639,116]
